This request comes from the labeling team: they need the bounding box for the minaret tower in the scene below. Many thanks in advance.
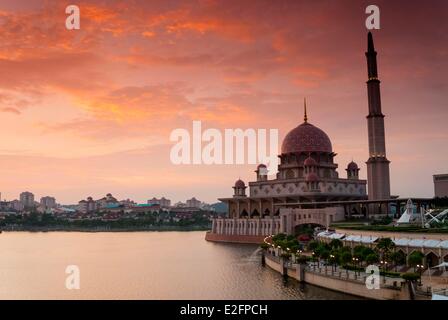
[365,32,391,200]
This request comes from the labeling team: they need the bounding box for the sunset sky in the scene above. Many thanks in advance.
[0,0,446,204]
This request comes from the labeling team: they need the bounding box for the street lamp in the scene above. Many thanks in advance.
[417,264,423,285]
[330,254,336,272]
[352,257,359,275]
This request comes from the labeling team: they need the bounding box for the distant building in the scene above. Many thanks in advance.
[20,192,35,209]
[130,203,161,213]
[147,197,171,208]
[186,197,201,208]
[434,174,448,197]
[173,201,186,208]
[40,196,56,209]
[78,196,97,213]
[8,199,24,212]
[120,199,136,208]
[97,193,119,209]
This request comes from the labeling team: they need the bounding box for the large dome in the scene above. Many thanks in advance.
[281,122,332,154]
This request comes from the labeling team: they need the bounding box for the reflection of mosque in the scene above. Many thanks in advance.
[206,33,432,243]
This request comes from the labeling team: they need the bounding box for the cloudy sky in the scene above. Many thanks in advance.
[0,0,446,204]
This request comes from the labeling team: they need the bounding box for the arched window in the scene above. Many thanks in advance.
[252,209,260,217]
[264,208,270,217]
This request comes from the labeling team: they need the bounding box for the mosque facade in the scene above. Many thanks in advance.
[206,32,392,243]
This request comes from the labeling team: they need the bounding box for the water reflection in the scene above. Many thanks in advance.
[0,231,358,300]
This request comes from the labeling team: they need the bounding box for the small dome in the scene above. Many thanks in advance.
[347,161,359,171]
[234,179,246,188]
[304,156,317,166]
[257,163,267,169]
[306,172,319,182]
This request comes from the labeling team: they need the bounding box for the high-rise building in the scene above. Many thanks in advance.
[78,196,98,213]
[147,197,171,208]
[40,196,56,209]
[9,199,24,211]
[434,174,448,197]
[20,191,35,209]
[186,197,201,208]
[365,32,391,201]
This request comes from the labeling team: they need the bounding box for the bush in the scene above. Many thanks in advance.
[402,272,420,281]
[342,264,364,272]
[380,271,401,277]
[260,243,270,250]
[281,253,291,259]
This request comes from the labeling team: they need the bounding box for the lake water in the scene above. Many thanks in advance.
[0,231,356,299]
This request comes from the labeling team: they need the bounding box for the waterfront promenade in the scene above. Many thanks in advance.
[263,252,431,300]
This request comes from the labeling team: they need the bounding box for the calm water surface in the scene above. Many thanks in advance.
[0,231,357,299]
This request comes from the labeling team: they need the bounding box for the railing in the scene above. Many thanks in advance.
[304,263,403,290]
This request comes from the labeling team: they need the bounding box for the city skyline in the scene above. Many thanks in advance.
[0,0,447,204]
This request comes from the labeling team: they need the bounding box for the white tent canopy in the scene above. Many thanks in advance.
[432,262,448,269]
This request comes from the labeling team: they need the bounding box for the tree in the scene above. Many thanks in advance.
[329,239,343,250]
[353,245,368,265]
[365,253,379,265]
[314,243,329,268]
[307,240,319,252]
[339,251,352,277]
[320,249,330,272]
[390,251,406,271]
[376,238,395,264]
[408,251,425,271]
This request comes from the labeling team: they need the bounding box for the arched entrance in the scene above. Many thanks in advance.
[263,208,270,218]
[251,209,260,217]
[426,251,439,268]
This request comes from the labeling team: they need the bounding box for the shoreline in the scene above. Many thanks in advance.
[0,226,211,233]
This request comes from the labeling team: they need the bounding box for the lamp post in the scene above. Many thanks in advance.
[330,254,336,272]
[417,264,423,286]
[352,257,359,276]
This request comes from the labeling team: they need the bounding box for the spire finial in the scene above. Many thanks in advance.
[304,97,308,123]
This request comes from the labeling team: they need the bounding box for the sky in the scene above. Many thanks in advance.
[0,0,446,204]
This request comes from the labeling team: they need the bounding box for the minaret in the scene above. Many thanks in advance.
[365,32,391,201]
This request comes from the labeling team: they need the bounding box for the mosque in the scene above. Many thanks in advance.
[205,33,428,243]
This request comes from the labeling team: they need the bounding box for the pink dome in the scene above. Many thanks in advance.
[347,161,359,171]
[234,179,246,188]
[281,122,332,154]
[304,156,317,166]
[306,172,319,182]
